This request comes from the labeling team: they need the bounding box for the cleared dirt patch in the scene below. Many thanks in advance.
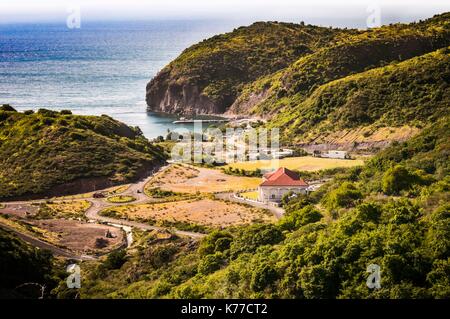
[31,219,124,254]
[0,205,124,255]
[0,203,38,218]
[147,164,261,194]
[101,198,274,228]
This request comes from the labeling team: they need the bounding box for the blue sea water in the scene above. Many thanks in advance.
[0,20,245,138]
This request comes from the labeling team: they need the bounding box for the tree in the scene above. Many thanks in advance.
[279,205,322,231]
[322,182,362,211]
[199,230,233,256]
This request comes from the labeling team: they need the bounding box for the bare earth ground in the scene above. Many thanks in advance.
[147,164,261,193]
[102,198,274,228]
[0,203,38,218]
[32,219,124,254]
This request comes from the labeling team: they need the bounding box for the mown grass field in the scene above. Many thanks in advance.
[224,156,364,172]
[239,191,259,201]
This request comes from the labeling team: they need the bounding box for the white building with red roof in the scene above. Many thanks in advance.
[258,167,309,203]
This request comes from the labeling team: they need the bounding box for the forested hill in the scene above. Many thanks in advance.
[0,106,165,199]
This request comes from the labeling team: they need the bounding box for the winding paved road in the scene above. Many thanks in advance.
[0,165,205,259]
[1,164,291,259]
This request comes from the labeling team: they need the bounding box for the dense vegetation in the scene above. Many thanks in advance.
[268,47,450,143]
[236,14,449,113]
[0,228,59,298]
[0,107,165,199]
[71,117,449,299]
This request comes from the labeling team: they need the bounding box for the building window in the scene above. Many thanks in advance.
[271,194,275,199]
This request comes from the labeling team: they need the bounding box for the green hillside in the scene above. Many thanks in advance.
[146,21,353,114]
[76,118,450,299]
[236,13,449,110]
[267,47,450,143]
[0,107,165,199]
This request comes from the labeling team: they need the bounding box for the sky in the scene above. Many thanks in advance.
[0,0,449,26]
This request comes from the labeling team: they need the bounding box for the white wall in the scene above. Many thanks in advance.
[258,186,307,203]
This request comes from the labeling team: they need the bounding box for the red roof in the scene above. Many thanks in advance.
[260,167,309,187]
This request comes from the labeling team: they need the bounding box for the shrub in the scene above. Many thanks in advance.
[230,224,283,259]
[103,250,127,270]
[198,253,223,275]
[322,182,363,211]
[145,244,179,268]
[250,264,278,292]
[382,165,423,195]
[279,205,323,231]
[199,230,233,256]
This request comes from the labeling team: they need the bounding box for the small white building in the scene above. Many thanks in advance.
[258,167,309,203]
[322,150,348,159]
[272,149,294,159]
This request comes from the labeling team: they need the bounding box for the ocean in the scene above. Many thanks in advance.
[0,20,246,138]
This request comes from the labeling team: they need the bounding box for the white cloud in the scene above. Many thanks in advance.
[0,0,448,24]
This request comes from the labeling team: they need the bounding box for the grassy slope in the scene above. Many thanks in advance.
[76,117,450,299]
[0,108,165,199]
